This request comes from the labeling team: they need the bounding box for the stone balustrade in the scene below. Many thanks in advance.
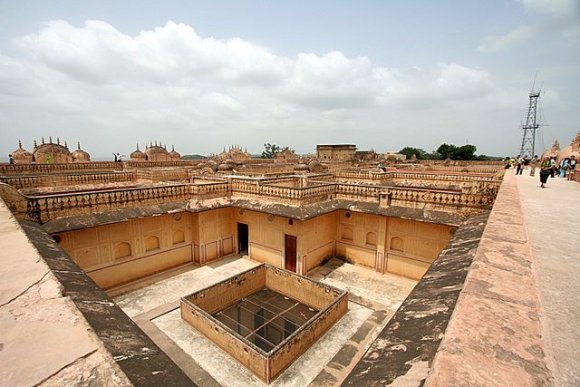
[380,186,494,213]
[126,160,202,168]
[190,182,230,197]
[230,179,336,205]
[0,172,136,189]
[0,169,500,222]
[134,170,191,182]
[334,170,388,182]
[335,182,383,202]
[25,184,192,223]
[0,162,123,175]
[238,163,295,173]
[394,164,501,174]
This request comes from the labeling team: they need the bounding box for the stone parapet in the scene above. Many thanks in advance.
[425,172,553,386]
[343,211,490,385]
[0,197,132,386]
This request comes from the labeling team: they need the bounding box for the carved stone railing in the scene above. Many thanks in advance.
[0,162,123,175]
[0,172,136,190]
[379,186,494,213]
[24,184,191,223]
[335,182,383,202]
[190,182,230,197]
[238,163,295,173]
[14,180,232,223]
[415,159,504,166]
[232,171,296,178]
[230,179,336,205]
[390,171,496,182]
[126,160,202,168]
[394,164,501,174]
[134,169,191,182]
[0,170,501,223]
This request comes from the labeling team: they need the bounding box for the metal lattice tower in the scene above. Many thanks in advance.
[519,89,541,158]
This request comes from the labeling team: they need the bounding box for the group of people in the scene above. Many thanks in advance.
[506,154,577,188]
[538,155,576,187]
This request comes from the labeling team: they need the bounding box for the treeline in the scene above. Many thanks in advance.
[398,143,499,161]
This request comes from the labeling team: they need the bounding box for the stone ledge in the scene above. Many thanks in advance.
[425,173,553,386]
[19,220,195,387]
[342,211,490,385]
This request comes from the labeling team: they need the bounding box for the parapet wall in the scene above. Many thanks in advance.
[344,172,554,385]
[425,172,553,386]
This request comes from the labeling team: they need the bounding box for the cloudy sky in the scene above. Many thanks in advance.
[1,0,579,159]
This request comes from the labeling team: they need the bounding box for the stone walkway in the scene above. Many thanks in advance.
[515,171,580,386]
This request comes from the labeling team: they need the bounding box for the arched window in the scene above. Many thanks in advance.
[366,232,377,246]
[172,230,185,245]
[341,227,353,241]
[114,242,132,259]
[145,235,160,252]
[391,237,404,252]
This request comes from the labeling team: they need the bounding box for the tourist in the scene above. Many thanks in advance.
[530,155,538,176]
[504,157,511,169]
[112,153,118,162]
[550,156,557,178]
[45,154,52,164]
[515,157,523,175]
[539,157,552,188]
[568,155,577,181]
[8,154,14,164]
[559,158,570,178]
[523,155,530,170]
[378,161,386,172]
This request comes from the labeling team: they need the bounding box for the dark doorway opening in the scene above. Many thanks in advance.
[238,223,249,254]
[284,234,297,272]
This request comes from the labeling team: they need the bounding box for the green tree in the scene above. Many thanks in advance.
[399,147,427,160]
[261,143,281,159]
[454,144,477,160]
[436,143,458,160]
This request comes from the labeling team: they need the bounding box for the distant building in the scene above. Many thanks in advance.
[316,144,357,160]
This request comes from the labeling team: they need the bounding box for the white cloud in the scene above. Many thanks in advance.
[477,26,536,53]
[520,0,580,20]
[1,20,523,157]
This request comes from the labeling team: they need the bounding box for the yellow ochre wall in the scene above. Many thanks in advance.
[57,212,193,289]
[194,208,235,264]
[385,217,453,279]
[234,208,300,268]
[57,208,454,289]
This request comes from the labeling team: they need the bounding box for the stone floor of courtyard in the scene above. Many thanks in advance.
[112,256,417,386]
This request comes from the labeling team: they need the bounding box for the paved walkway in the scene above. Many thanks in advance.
[515,171,580,386]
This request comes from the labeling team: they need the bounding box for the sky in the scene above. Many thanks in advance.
[1,0,579,160]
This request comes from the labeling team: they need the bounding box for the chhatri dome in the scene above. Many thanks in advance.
[33,137,73,164]
[130,144,146,161]
[168,145,181,160]
[71,142,91,163]
[11,140,34,163]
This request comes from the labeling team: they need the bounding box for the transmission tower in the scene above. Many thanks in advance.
[519,89,541,158]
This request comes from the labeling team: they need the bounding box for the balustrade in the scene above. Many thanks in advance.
[0,162,123,175]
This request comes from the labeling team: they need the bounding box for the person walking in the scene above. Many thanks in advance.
[550,156,557,178]
[559,158,570,178]
[539,156,552,188]
[530,155,538,177]
[568,155,577,181]
[516,157,523,175]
